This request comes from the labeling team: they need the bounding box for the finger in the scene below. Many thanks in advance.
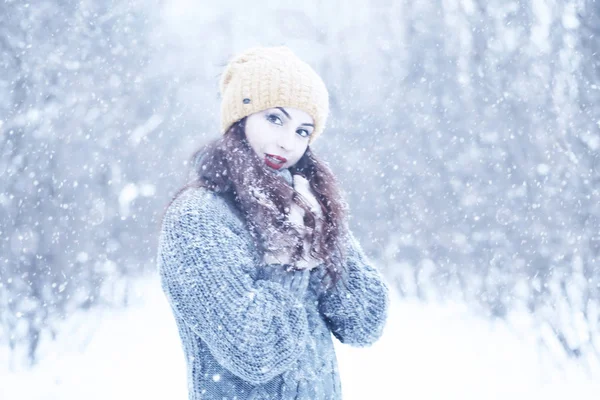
[292,174,310,185]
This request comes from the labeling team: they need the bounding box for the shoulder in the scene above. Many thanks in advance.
[162,186,242,232]
[158,186,258,267]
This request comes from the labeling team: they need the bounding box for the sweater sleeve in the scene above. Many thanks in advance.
[313,229,390,347]
[157,189,309,385]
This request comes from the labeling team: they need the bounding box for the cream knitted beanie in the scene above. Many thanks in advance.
[219,46,329,144]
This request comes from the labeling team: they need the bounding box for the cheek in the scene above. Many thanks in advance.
[250,122,276,142]
[254,129,278,151]
[289,144,308,164]
[246,122,269,151]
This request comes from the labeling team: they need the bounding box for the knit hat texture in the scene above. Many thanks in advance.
[219,46,329,144]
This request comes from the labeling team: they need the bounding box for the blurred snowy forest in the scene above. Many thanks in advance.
[2,0,600,372]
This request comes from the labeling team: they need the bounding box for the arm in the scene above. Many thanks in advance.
[312,229,390,347]
[157,189,309,385]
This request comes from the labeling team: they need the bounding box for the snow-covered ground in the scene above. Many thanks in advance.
[1,275,599,400]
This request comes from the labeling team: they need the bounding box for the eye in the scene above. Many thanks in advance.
[297,129,311,138]
[266,113,283,125]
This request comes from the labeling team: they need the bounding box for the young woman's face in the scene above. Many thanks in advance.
[244,107,315,170]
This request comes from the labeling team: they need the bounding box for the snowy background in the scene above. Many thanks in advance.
[2,275,600,400]
[3,0,600,398]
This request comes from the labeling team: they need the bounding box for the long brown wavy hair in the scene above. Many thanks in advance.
[161,117,350,290]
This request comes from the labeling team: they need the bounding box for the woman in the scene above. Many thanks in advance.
[157,46,389,400]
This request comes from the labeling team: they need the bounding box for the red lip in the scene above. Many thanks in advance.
[264,154,286,170]
[266,154,287,163]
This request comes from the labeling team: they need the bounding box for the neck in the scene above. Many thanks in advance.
[272,167,293,186]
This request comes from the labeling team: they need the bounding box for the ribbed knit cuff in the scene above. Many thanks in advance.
[257,264,311,299]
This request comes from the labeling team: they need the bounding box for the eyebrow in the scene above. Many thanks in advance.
[276,107,315,128]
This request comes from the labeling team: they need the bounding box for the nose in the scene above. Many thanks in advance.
[277,128,295,151]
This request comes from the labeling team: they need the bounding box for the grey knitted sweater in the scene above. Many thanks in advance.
[157,168,390,399]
